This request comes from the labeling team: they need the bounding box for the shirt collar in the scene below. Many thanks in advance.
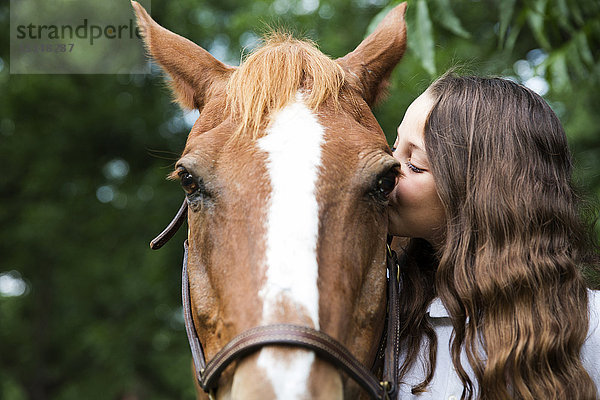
[427,297,450,318]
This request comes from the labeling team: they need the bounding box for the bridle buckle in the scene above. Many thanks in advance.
[207,388,216,400]
[380,380,392,400]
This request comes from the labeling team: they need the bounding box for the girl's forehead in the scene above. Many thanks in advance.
[396,91,435,146]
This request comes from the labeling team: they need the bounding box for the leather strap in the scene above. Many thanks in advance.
[149,199,188,250]
[382,244,401,397]
[182,240,207,376]
[203,324,386,397]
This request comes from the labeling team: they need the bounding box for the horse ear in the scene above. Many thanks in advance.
[131,1,233,110]
[337,2,407,106]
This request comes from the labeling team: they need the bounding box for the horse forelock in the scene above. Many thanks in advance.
[226,32,345,141]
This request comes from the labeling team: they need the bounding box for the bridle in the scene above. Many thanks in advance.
[150,199,402,400]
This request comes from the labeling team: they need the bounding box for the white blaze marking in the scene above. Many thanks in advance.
[256,96,324,398]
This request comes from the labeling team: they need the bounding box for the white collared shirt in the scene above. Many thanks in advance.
[396,290,600,399]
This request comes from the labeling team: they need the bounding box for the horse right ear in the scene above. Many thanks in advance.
[337,3,407,106]
[131,1,234,111]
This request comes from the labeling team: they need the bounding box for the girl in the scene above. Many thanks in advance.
[388,74,600,399]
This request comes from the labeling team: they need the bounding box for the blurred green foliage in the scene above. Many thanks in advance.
[1,0,599,398]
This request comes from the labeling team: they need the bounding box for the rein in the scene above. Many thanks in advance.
[151,199,401,399]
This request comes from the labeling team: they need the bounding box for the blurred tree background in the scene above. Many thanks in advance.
[1,0,599,399]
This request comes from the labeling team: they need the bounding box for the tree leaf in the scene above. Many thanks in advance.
[503,7,526,52]
[498,0,517,48]
[527,0,552,50]
[567,0,584,26]
[567,40,587,78]
[576,32,594,68]
[549,51,569,92]
[431,0,471,39]
[407,0,436,76]
[553,0,575,34]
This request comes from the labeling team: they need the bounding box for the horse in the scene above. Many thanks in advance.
[132,2,407,399]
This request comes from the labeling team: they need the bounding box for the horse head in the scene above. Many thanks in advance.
[133,2,406,398]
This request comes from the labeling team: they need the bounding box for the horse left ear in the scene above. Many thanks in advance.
[131,1,233,111]
[337,3,407,106]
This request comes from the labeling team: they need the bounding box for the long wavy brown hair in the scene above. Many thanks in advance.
[397,74,600,399]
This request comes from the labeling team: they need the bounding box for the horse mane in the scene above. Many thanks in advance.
[226,32,346,141]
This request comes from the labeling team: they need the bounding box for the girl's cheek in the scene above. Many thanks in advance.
[398,178,427,204]
[394,180,412,204]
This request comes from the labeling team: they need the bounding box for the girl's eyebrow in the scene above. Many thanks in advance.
[408,142,425,152]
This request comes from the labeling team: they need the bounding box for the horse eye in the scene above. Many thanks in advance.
[376,169,399,198]
[178,169,199,194]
